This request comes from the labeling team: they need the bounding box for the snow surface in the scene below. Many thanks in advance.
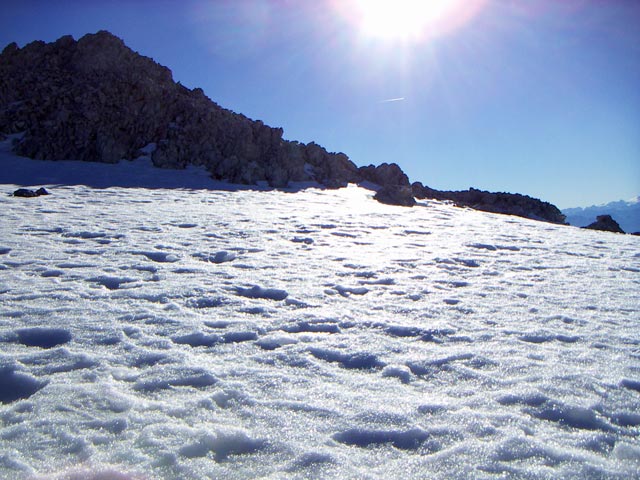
[1,144,640,479]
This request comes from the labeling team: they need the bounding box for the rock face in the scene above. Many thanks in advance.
[412,182,566,224]
[583,215,625,234]
[0,31,397,188]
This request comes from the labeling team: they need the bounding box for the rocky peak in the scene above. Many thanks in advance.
[71,31,172,83]
[583,215,625,234]
[0,31,365,187]
[1,42,19,56]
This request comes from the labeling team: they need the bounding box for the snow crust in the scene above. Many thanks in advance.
[1,145,639,479]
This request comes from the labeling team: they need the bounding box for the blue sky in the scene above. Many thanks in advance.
[1,0,638,208]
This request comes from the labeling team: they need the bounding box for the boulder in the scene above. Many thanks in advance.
[583,215,625,234]
[13,188,39,197]
[13,188,49,197]
[374,186,416,207]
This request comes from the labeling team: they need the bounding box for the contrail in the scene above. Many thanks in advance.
[379,97,405,103]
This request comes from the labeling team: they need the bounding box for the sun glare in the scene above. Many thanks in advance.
[337,0,485,43]
[358,0,456,39]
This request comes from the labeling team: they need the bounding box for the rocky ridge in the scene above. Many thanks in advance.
[412,182,566,224]
[1,31,566,223]
[0,31,406,190]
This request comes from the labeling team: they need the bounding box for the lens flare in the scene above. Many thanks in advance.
[334,0,488,43]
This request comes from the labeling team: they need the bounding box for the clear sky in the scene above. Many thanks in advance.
[1,0,639,208]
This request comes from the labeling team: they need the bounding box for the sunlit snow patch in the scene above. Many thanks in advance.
[0,148,639,479]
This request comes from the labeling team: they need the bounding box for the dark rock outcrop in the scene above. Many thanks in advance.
[13,187,49,197]
[374,186,416,207]
[0,31,367,188]
[583,215,625,234]
[412,182,566,224]
[13,188,39,197]
[359,163,410,187]
[362,163,414,206]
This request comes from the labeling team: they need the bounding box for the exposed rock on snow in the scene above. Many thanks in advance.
[583,214,625,234]
[374,185,417,207]
[412,182,566,224]
[12,188,39,197]
[12,187,49,197]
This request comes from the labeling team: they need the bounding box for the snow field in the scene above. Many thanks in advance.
[0,152,639,479]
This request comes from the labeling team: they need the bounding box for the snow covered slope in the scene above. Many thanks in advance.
[1,147,639,479]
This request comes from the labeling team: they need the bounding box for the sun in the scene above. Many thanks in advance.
[338,0,484,43]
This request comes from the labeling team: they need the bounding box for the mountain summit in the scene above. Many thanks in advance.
[0,31,407,189]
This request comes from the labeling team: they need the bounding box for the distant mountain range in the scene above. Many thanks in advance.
[563,197,640,233]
